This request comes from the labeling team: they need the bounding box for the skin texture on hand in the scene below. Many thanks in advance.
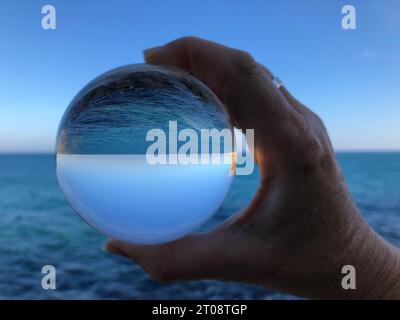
[106,37,400,299]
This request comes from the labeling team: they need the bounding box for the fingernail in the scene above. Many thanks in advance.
[143,46,161,61]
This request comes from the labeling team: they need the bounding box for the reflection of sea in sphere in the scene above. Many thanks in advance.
[56,64,234,244]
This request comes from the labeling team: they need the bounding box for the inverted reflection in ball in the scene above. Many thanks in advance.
[56,64,234,244]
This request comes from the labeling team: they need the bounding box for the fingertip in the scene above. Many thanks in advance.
[143,46,162,62]
[104,238,132,258]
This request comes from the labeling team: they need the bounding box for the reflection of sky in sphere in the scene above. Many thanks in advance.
[57,64,231,155]
[57,154,233,243]
[56,64,233,244]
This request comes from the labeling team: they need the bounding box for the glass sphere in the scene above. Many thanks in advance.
[56,64,234,244]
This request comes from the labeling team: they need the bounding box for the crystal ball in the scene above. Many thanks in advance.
[56,64,234,244]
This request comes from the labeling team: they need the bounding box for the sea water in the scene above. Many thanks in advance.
[57,154,232,243]
[1,153,400,299]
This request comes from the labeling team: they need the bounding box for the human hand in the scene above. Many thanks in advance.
[106,37,400,299]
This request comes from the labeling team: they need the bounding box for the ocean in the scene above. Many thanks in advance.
[0,152,399,299]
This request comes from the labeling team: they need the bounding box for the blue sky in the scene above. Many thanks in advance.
[1,0,399,152]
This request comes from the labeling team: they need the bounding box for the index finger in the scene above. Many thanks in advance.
[143,37,307,162]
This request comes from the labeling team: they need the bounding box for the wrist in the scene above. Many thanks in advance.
[344,222,400,299]
[320,213,400,299]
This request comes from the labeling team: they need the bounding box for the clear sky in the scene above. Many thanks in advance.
[1,0,399,152]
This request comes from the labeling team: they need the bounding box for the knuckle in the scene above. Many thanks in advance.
[288,118,328,172]
[307,113,334,152]
[297,137,334,174]
[309,111,327,131]
[231,49,258,74]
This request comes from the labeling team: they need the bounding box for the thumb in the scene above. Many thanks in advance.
[105,231,231,282]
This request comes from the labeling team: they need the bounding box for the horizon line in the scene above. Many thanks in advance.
[1,149,400,155]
